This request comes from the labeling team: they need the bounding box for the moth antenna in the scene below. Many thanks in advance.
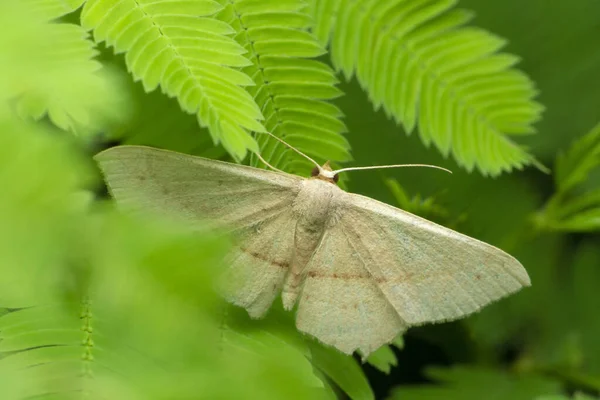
[253,151,285,173]
[332,164,453,175]
[258,131,322,171]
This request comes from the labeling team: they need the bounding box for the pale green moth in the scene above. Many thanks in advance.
[95,135,530,356]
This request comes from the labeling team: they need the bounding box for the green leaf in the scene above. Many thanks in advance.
[389,366,562,400]
[362,345,397,374]
[81,0,263,160]
[216,0,350,176]
[312,0,543,176]
[221,306,327,395]
[392,335,404,350]
[107,64,228,158]
[0,3,128,135]
[550,206,600,232]
[0,119,90,307]
[536,123,600,233]
[308,342,375,400]
[555,122,600,193]
[385,178,451,222]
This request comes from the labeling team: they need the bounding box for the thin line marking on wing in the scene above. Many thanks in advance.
[337,191,531,326]
[345,210,483,319]
[339,225,411,325]
[222,208,298,318]
[238,245,291,269]
[295,223,407,355]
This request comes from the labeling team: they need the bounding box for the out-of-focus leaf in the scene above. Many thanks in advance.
[21,0,85,20]
[537,393,599,400]
[392,335,404,350]
[360,335,404,374]
[506,240,600,392]
[537,123,600,233]
[384,178,451,223]
[0,3,129,136]
[0,118,90,307]
[388,366,561,400]
[549,207,600,232]
[468,233,570,365]
[555,122,600,193]
[308,342,375,400]
[221,305,323,390]
[362,345,397,374]
[571,241,600,375]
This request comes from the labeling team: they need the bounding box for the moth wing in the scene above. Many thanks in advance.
[96,145,303,317]
[296,190,530,356]
[221,209,298,318]
[295,221,408,355]
[94,145,301,229]
[339,192,531,327]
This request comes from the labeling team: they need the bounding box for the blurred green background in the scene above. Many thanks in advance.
[1,0,599,399]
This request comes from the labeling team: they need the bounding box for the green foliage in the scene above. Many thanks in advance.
[389,366,562,399]
[81,0,263,159]
[385,178,454,223]
[537,394,599,400]
[111,74,229,158]
[569,242,600,376]
[0,119,90,307]
[310,0,543,176]
[555,123,600,193]
[309,342,374,400]
[536,123,600,232]
[215,0,351,174]
[1,2,126,135]
[2,0,600,399]
[361,335,404,374]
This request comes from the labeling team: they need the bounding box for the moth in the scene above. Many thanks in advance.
[95,138,530,356]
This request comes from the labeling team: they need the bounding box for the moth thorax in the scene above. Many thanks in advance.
[294,179,335,223]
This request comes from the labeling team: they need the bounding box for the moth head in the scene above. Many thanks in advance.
[311,161,339,184]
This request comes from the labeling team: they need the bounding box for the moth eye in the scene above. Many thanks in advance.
[333,174,339,183]
[311,166,320,177]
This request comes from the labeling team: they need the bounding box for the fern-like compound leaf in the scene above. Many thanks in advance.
[537,123,600,233]
[555,122,600,193]
[311,0,543,176]
[81,0,265,160]
[1,2,124,135]
[217,0,350,176]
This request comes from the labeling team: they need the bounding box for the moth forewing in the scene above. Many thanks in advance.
[94,145,302,229]
[339,192,530,327]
